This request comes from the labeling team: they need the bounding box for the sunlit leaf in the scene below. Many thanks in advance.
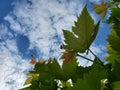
[61,52,75,66]
[111,81,120,90]
[38,60,46,64]
[69,58,107,90]
[30,59,36,65]
[27,73,38,77]
[109,61,120,82]
[24,77,32,85]
[62,58,78,81]
[47,59,63,80]
[94,2,107,19]
[63,6,100,53]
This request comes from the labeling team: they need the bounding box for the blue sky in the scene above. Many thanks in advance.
[0,0,110,89]
[0,0,13,23]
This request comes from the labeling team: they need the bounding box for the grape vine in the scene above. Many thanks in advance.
[20,1,120,90]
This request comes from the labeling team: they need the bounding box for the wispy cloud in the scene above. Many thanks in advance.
[0,25,31,90]
[4,0,86,59]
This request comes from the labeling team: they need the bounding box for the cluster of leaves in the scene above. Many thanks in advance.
[105,1,120,89]
[21,1,120,90]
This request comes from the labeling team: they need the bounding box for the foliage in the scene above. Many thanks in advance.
[21,1,120,90]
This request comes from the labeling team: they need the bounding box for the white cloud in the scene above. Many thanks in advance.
[0,24,13,40]
[0,43,31,90]
[0,25,31,90]
[4,15,22,33]
[5,0,86,60]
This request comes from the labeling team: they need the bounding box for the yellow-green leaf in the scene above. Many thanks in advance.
[94,2,107,19]
[111,81,120,90]
[27,73,38,77]
[24,77,32,85]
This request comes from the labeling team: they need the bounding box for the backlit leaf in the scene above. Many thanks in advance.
[24,77,32,85]
[63,6,100,53]
[38,60,46,64]
[111,81,120,90]
[30,59,36,65]
[62,58,78,81]
[94,2,107,19]
[61,52,75,66]
[69,58,107,90]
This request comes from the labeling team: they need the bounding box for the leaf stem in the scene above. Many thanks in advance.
[77,54,94,62]
[77,54,103,65]
[88,49,103,64]
[88,49,98,58]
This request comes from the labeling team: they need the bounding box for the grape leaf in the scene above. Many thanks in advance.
[61,52,75,66]
[113,0,120,2]
[109,61,120,82]
[62,58,78,81]
[30,59,36,65]
[107,8,120,36]
[106,8,120,65]
[108,30,120,52]
[23,73,39,86]
[71,65,92,83]
[19,87,30,90]
[105,42,120,65]
[105,7,120,65]
[34,62,47,73]
[38,72,58,90]
[29,78,40,90]
[111,81,120,90]
[24,77,32,85]
[47,59,63,80]
[63,6,100,53]
[48,58,78,81]
[69,58,107,90]
[94,2,107,19]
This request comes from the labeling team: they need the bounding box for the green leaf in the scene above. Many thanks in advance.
[48,58,78,81]
[30,78,40,90]
[23,73,39,86]
[105,28,120,65]
[113,0,120,2]
[94,2,107,19]
[107,8,120,36]
[19,87,30,90]
[34,62,47,73]
[47,59,63,80]
[107,30,120,53]
[69,58,108,90]
[71,65,92,83]
[24,77,32,85]
[62,58,78,81]
[111,8,120,18]
[63,6,100,53]
[109,61,120,82]
[38,72,52,85]
[106,8,120,65]
[111,81,120,90]
[38,72,58,90]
